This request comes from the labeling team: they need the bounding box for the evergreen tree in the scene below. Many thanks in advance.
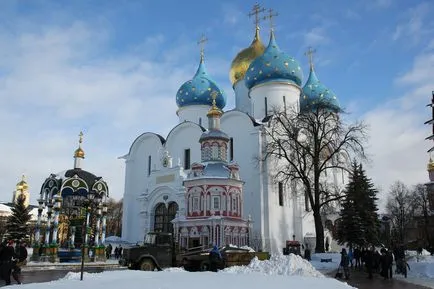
[5,194,32,241]
[336,161,380,247]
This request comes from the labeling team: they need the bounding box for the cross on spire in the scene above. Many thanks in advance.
[248,3,266,28]
[78,131,83,145]
[197,34,208,61]
[305,46,316,70]
[263,8,278,31]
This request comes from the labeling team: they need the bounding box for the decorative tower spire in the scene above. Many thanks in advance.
[74,131,85,169]
[13,174,30,208]
[197,34,208,63]
[207,90,223,130]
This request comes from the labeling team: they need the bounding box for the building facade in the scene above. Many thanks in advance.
[121,9,347,253]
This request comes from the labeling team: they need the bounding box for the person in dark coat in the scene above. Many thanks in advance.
[209,245,222,272]
[340,248,350,280]
[11,241,28,284]
[0,240,17,285]
[365,247,374,279]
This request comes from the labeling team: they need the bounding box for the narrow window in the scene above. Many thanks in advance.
[278,182,284,206]
[264,97,268,117]
[230,137,234,161]
[305,190,310,211]
[199,117,202,126]
[277,140,282,158]
[213,196,220,210]
[283,95,287,112]
[148,155,151,176]
[184,149,191,169]
[193,197,199,211]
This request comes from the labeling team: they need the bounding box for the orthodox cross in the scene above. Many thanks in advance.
[248,3,266,28]
[263,8,278,30]
[305,47,316,69]
[210,90,218,107]
[197,34,208,60]
[78,131,83,145]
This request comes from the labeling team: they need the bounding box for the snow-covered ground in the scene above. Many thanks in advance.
[17,254,354,289]
[13,249,434,289]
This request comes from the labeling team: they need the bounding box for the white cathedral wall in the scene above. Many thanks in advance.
[176,105,210,126]
[249,82,301,120]
[220,111,265,249]
[122,133,164,243]
[165,122,203,168]
[233,80,251,115]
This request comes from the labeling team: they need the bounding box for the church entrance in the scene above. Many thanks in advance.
[153,202,178,233]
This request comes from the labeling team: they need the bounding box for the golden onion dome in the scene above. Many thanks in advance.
[74,147,85,158]
[74,131,85,159]
[229,27,265,87]
[427,157,434,171]
[16,175,28,191]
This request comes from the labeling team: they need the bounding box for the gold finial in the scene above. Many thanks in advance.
[263,8,278,31]
[207,90,222,117]
[74,131,85,159]
[248,3,266,29]
[197,34,208,62]
[305,46,316,70]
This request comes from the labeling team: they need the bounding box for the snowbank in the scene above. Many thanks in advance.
[223,254,324,277]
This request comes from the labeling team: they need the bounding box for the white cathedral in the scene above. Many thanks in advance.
[121,10,346,253]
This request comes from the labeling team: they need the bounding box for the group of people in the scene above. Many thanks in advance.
[104,244,123,259]
[0,240,28,286]
[339,245,407,280]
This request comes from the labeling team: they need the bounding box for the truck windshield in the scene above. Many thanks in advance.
[144,234,156,245]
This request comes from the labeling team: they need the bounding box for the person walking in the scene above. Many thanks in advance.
[365,246,374,279]
[11,240,28,284]
[0,240,17,286]
[340,248,350,280]
[106,244,112,259]
[209,245,222,272]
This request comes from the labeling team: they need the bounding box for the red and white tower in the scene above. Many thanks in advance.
[172,91,251,249]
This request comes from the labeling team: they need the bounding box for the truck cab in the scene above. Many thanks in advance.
[120,232,174,271]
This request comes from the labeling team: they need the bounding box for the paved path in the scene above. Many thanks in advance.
[329,268,430,289]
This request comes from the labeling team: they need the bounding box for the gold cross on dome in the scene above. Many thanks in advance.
[263,8,278,30]
[305,47,317,69]
[210,90,218,106]
[248,3,266,28]
[197,34,208,60]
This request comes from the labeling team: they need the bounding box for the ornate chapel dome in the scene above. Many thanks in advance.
[245,31,303,89]
[229,27,265,87]
[176,55,226,110]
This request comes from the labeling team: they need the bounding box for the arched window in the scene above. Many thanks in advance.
[154,203,167,232]
[154,202,179,233]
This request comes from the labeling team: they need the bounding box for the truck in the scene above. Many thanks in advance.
[119,232,269,271]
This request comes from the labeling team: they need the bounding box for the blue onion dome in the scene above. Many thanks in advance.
[176,55,226,109]
[300,66,340,112]
[245,31,303,89]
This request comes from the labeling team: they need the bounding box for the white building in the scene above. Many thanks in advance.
[121,21,346,253]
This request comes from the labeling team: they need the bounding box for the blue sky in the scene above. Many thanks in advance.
[0,0,433,209]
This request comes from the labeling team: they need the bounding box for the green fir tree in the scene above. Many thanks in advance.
[5,194,32,241]
[336,161,380,247]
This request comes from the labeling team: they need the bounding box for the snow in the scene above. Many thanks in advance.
[16,254,354,289]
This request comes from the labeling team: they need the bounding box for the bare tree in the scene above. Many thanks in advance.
[263,105,367,252]
[386,181,415,244]
[106,198,123,237]
[412,184,432,248]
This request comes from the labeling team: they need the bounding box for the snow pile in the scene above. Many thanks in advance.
[407,255,434,279]
[62,272,104,281]
[226,244,255,252]
[223,254,324,277]
[164,267,186,272]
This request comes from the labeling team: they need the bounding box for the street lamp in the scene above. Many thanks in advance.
[80,191,96,281]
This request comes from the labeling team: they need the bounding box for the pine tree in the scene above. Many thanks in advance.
[5,194,32,241]
[336,161,380,247]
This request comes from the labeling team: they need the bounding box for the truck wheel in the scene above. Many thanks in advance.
[140,259,155,271]
[200,261,210,271]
